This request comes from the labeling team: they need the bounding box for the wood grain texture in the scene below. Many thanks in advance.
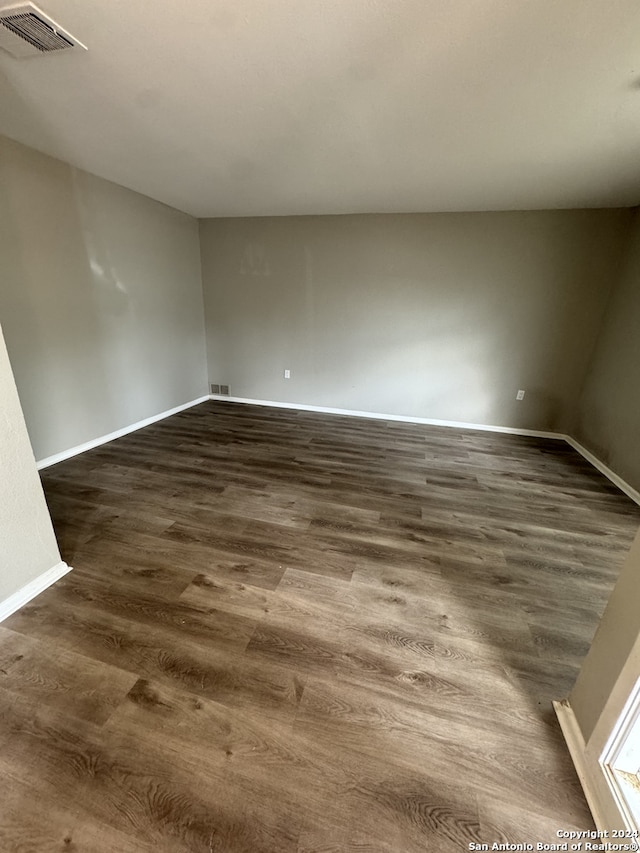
[2,400,639,851]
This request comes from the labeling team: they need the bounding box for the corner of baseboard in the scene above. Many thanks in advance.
[35,394,639,508]
[0,561,72,623]
[36,395,210,470]
[564,436,640,506]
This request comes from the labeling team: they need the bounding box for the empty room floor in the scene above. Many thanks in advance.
[1,401,639,852]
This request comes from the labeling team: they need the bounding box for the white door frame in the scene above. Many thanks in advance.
[556,630,640,831]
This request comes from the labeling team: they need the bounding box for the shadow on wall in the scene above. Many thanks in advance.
[569,210,640,495]
[309,301,562,429]
[0,67,121,459]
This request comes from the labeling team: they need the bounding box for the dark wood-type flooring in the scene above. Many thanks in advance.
[2,401,639,851]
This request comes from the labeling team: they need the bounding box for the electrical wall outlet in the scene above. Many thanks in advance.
[220,385,230,396]
[284,369,291,379]
[211,384,220,395]
[516,389,525,401]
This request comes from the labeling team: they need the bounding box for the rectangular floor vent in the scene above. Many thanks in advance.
[0,3,87,57]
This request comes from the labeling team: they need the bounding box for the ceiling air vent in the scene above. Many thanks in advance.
[0,3,86,57]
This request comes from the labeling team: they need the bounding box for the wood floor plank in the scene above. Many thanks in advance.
[0,762,160,853]
[6,593,305,723]
[2,399,638,849]
[0,626,137,726]
[0,689,302,853]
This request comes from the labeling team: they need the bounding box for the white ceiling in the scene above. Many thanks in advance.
[1,0,640,218]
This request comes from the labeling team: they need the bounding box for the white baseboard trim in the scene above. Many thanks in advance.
[37,396,210,470]
[33,392,638,508]
[209,396,640,505]
[0,561,72,623]
[553,699,608,829]
[208,395,563,440]
[553,698,630,833]
[565,436,640,506]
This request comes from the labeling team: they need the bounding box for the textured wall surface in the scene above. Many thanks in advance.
[0,323,60,601]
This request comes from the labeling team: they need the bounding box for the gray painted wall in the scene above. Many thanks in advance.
[0,136,208,462]
[573,208,640,493]
[0,322,61,600]
[199,211,630,432]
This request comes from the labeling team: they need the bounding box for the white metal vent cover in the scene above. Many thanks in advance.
[0,3,86,57]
